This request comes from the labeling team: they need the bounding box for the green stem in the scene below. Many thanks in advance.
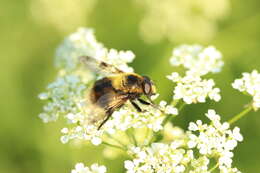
[209,163,219,172]
[171,99,180,106]
[101,142,126,151]
[126,129,137,146]
[130,129,138,146]
[228,106,253,124]
[178,102,186,112]
[162,114,172,126]
[144,127,151,145]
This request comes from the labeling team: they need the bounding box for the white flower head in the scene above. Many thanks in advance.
[187,110,243,169]
[38,74,87,123]
[170,45,224,76]
[55,27,135,73]
[232,70,260,110]
[125,142,189,173]
[167,72,221,104]
[104,101,177,133]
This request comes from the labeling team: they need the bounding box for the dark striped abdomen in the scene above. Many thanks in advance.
[90,77,114,106]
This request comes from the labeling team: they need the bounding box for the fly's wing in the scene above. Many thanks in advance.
[84,103,106,125]
[79,56,124,76]
[85,89,128,125]
[97,92,128,112]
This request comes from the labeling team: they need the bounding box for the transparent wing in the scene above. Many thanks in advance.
[84,89,128,125]
[97,92,128,111]
[79,56,124,75]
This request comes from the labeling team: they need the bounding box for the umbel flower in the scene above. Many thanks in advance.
[38,74,88,123]
[232,70,260,110]
[170,45,224,76]
[166,44,223,104]
[124,110,242,173]
[188,110,243,172]
[55,27,135,72]
[167,72,221,104]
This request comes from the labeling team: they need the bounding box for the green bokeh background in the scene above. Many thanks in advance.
[1,0,260,172]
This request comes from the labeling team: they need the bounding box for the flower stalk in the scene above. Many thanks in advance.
[228,105,253,124]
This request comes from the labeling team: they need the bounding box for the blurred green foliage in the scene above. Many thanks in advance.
[0,0,260,172]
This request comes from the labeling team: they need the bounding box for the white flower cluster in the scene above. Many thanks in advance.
[38,74,87,123]
[71,163,106,173]
[167,45,222,104]
[60,100,177,145]
[232,70,260,110]
[108,101,178,132]
[125,142,192,173]
[124,110,242,173]
[61,124,103,146]
[55,27,135,73]
[135,0,230,43]
[170,45,224,76]
[188,110,243,172]
[167,72,221,104]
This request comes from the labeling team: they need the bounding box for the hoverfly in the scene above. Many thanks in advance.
[80,56,157,130]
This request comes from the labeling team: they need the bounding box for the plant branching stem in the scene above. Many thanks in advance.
[126,129,138,146]
[130,129,138,146]
[209,163,219,172]
[228,106,253,124]
[178,102,186,111]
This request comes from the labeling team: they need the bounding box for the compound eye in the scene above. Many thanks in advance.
[144,83,151,94]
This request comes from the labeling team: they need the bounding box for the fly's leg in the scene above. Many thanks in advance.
[98,110,113,130]
[130,100,142,112]
[138,98,151,105]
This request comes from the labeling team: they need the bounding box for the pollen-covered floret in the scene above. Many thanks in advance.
[232,70,260,110]
[170,45,224,76]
